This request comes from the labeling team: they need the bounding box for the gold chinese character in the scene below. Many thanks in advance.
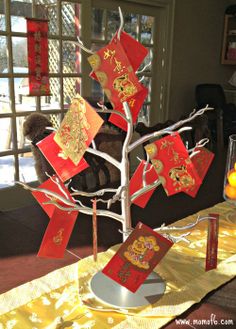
[34,31,41,42]
[103,49,115,63]
[113,58,125,74]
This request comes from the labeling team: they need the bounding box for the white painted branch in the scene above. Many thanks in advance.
[130,179,161,202]
[16,181,123,223]
[70,187,118,197]
[86,147,121,169]
[43,200,123,223]
[96,104,128,122]
[154,215,216,233]
[128,106,213,152]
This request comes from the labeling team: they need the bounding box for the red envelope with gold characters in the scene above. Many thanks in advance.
[130,160,159,208]
[87,37,143,110]
[37,206,78,258]
[32,175,78,258]
[90,31,148,80]
[185,147,214,197]
[54,95,104,165]
[145,133,201,196]
[109,85,148,131]
[37,132,89,182]
[102,222,173,293]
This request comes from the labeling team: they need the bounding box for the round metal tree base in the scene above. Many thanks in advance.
[90,271,166,308]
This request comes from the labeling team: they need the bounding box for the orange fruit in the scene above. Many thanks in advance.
[228,170,236,187]
[224,184,236,200]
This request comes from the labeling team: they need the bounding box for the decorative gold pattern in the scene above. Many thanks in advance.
[169,165,195,190]
[54,96,90,165]
[88,54,101,70]
[124,236,160,269]
[96,71,108,87]
[113,73,138,101]
[145,143,157,159]
[53,228,64,245]
[151,159,163,174]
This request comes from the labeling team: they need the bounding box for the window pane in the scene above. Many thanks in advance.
[49,39,59,73]
[36,0,58,35]
[107,10,120,40]
[138,103,150,126]
[12,37,28,69]
[41,77,60,110]
[141,77,151,102]
[0,36,7,72]
[0,155,15,187]
[16,116,31,149]
[48,113,61,130]
[19,152,37,182]
[11,0,32,33]
[141,16,154,45]
[63,77,81,106]
[0,118,12,151]
[92,8,105,40]
[62,41,81,74]
[62,2,80,37]
[0,0,6,31]
[15,94,36,113]
[124,13,138,39]
[0,78,11,113]
[139,48,153,71]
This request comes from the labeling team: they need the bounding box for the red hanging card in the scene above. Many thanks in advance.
[185,147,215,197]
[102,222,173,293]
[37,132,89,182]
[32,175,78,258]
[145,133,201,196]
[205,213,219,271]
[87,37,143,110]
[109,85,148,131]
[90,31,148,80]
[26,18,50,96]
[37,206,78,258]
[130,160,159,208]
[115,31,148,72]
[54,95,104,165]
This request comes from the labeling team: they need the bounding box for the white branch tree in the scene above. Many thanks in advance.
[18,102,213,243]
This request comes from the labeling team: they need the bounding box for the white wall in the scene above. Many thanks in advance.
[168,0,235,121]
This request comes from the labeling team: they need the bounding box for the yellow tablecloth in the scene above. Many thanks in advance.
[1,201,236,329]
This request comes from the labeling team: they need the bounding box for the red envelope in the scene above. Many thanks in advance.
[32,175,78,258]
[90,31,148,80]
[37,132,89,182]
[185,147,214,197]
[109,85,148,131]
[145,133,201,196]
[102,222,173,293]
[54,96,104,165]
[37,206,78,258]
[130,160,159,208]
[87,37,143,110]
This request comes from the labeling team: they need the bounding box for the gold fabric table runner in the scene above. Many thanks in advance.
[1,201,236,329]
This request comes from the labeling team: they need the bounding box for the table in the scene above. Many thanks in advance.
[1,201,236,328]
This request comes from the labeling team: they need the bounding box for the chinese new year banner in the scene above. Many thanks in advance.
[26,18,50,96]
